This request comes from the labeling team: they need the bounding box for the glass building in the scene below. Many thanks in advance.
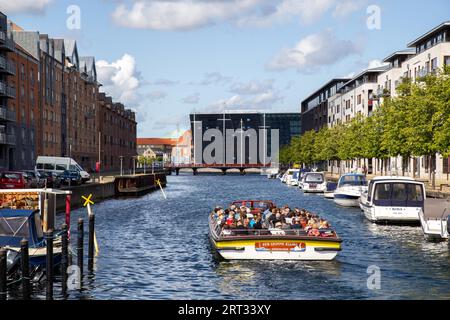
[189,112,301,165]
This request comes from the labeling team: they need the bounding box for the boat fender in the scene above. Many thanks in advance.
[6,249,20,274]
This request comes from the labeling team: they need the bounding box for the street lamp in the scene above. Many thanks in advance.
[119,156,124,176]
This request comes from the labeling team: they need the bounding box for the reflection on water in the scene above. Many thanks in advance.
[11,174,450,300]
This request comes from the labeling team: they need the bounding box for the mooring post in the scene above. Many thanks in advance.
[45,230,54,300]
[0,249,6,300]
[20,239,31,300]
[88,213,95,271]
[77,218,84,277]
[61,223,68,297]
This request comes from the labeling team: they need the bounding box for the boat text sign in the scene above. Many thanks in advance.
[255,242,306,252]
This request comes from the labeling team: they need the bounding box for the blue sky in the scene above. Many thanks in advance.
[1,0,449,137]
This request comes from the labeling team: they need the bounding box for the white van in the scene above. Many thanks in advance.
[35,156,91,183]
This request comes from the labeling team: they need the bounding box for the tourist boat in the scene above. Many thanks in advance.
[300,172,327,193]
[419,199,449,241]
[359,177,425,224]
[209,200,342,261]
[0,189,72,272]
[333,174,368,207]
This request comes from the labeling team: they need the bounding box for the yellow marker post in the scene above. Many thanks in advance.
[83,194,99,257]
[156,179,167,199]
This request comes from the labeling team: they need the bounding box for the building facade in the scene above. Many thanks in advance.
[189,112,301,165]
[327,67,387,127]
[171,130,192,165]
[98,93,137,172]
[301,79,349,133]
[325,21,450,180]
[7,42,39,170]
[137,138,177,164]
[6,14,137,173]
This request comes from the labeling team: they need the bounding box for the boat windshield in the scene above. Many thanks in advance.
[0,217,29,238]
[373,182,424,207]
[339,175,367,187]
[305,173,324,183]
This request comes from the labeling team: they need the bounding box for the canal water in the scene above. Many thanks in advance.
[15,174,450,299]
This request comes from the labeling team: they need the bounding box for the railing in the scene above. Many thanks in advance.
[0,56,15,75]
[0,81,15,98]
[0,133,16,145]
[0,106,16,122]
[0,31,15,52]
[167,163,273,169]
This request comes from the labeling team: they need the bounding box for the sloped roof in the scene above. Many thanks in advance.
[137,138,178,146]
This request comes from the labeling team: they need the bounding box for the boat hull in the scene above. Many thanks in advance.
[333,193,360,207]
[360,201,421,224]
[211,238,341,261]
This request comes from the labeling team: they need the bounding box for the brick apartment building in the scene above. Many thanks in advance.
[98,93,137,171]
[2,11,137,172]
[7,41,39,170]
[0,12,15,170]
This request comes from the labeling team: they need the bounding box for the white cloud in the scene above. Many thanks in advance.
[230,79,274,95]
[197,72,233,86]
[112,0,261,30]
[367,59,389,69]
[96,54,141,106]
[147,90,167,102]
[207,90,283,112]
[112,0,365,30]
[267,29,361,73]
[238,0,335,27]
[332,0,367,17]
[152,79,179,86]
[0,0,52,14]
[182,93,200,104]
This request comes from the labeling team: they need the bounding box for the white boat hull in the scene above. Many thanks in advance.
[324,192,334,199]
[212,239,340,261]
[360,201,421,224]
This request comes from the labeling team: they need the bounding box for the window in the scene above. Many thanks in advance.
[431,58,438,71]
[357,95,361,105]
[445,56,450,66]
[374,183,391,201]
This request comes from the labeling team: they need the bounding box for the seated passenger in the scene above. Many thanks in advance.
[307,224,321,237]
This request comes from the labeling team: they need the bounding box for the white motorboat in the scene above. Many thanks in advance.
[289,169,301,186]
[359,176,425,224]
[333,174,368,207]
[419,198,449,241]
[301,172,327,193]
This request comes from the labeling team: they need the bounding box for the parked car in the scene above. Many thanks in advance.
[0,172,27,189]
[35,156,91,183]
[37,171,62,188]
[22,171,39,188]
[61,170,82,186]
[35,171,47,188]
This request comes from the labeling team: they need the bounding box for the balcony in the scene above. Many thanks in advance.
[0,56,15,75]
[0,133,16,145]
[0,81,15,98]
[0,31,15,52]
[0,106,15,122]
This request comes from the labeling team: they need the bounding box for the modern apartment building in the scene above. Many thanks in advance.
[325,21,450,179]
[327,67,388,127]
[0,13,16,170]
[301,79,349,133]
[98,93,137,172]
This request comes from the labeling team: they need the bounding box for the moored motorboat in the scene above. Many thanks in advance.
[301,172,327,193]
[359,176,424,224]
[323,182,338,199]
[419,198,449,241]
[209,200,342,261]
[333,174,368,207]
